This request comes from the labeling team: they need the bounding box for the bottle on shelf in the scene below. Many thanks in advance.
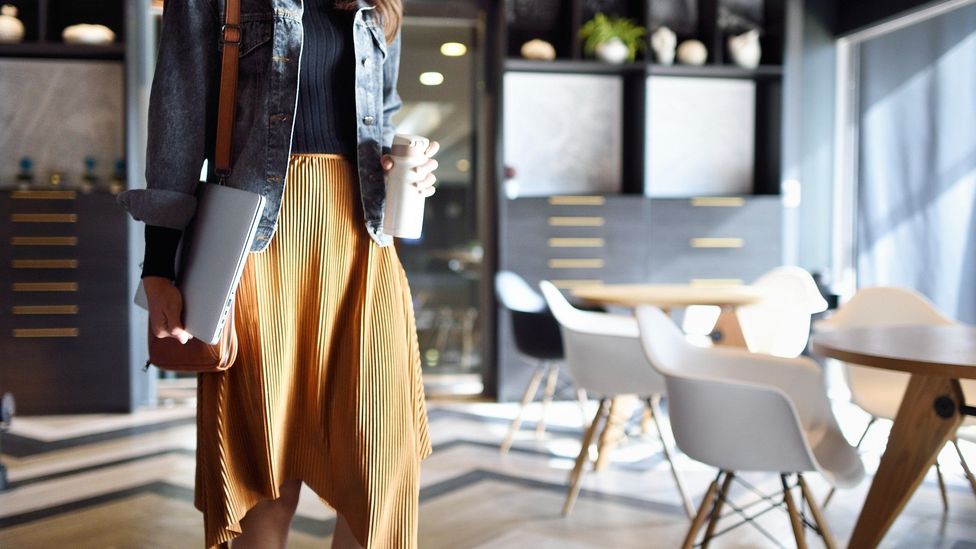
[108,158,125,194]
[47,170,66,188]
[15,156,35,190]
[79,156,98,193]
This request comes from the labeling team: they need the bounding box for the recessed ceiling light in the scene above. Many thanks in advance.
[419,71,444,86]
[440,42,467,57]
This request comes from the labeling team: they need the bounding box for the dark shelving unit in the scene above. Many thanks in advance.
[0,0,125,61]
[500,0,787,197]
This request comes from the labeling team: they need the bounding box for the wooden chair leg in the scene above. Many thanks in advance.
[824,416,877,508]
[798,474,837,549]
[682,472,722,549]
[952,437,976,497]
[781,474,808,549]
[536,364,561,438]
[576,388,589,427]
[935,458,949,512]
[701,471,735,549]
[500,364,546,454]
[562,397,609,517]
[648,395,694,518]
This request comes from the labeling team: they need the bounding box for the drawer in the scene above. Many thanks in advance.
[647,196,781,284]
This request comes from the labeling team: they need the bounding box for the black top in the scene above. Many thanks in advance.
[291,0,358,155]
[141,2,358,279]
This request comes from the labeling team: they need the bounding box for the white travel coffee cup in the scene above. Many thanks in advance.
[383,134,430,239]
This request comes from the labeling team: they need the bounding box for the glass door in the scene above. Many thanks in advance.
[394,15,484,396]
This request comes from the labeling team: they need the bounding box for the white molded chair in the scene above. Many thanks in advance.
[737,266,829,357]
[635,305,863,548]
[683,267,827,356]
[539,281,693,518]
[817,286,976,509]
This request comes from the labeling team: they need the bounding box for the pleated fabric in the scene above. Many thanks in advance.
[193,153,433,549]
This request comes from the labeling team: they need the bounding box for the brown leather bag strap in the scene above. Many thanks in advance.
[214,0,242,177]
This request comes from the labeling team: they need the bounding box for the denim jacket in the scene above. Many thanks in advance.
[117,0,400,251]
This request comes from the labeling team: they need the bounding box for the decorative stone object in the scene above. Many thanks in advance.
[62,24,116,45]
[520,39,556,61]
[728,29,761,69]
[0,5,25,43]
[676,39,708,65]
[650,26,677,65]
[595,36,629,64]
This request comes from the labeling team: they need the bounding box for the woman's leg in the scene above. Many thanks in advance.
[232,480,303,549]
[331,514,366,549]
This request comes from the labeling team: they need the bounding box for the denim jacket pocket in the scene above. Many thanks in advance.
[216,16,273,57]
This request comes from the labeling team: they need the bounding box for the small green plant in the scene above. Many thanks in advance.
[579,13,647,61]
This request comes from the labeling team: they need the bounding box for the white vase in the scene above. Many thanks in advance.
[651,26,677,66]
[0,4,25,43]
[728,29,761,69]
[595,37,629,64]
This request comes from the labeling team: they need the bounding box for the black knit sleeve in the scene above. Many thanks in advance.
[141,224,182,280]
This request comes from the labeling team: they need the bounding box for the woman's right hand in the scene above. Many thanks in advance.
[143,276,193,344]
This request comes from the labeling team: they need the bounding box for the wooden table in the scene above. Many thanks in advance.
[571,283,765,347]
[811,325,976,548]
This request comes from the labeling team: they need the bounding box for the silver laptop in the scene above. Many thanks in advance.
[135,183,266,345]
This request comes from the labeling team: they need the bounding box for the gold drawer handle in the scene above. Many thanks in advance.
[548,216,605,227]
[12,259,78,269]
[13,305,79,315]
[12,282,78,292]
[11,190,77,200]
[690,197,745,207]
[551,279,603,289]
[11,213,78,223]
[690,237,744,249]
[11,236,78,246]
[548,258,605,269]
[548,196,605,206]
[690,278,744,287]
[13,327,79,338]
[548,237,604,248]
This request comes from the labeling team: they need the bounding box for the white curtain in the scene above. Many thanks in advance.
[856,4,976,324]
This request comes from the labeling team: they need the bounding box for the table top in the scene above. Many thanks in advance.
[811,325,976,379]
[570,283,765,308]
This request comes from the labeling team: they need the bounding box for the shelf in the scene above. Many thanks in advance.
[0,42,125,61]
[504,59,784,80]
[504,59,648,75]
[648,64,784,79]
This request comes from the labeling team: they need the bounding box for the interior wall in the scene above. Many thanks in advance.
[790,0,838,276]
[855,3,976,322]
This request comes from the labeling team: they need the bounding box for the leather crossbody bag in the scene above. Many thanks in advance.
[144,0,244,373]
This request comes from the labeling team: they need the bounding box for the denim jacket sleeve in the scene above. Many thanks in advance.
[116,0,220,230]
[381,29,403,155]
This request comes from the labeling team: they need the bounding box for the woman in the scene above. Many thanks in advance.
[117,0,437,547]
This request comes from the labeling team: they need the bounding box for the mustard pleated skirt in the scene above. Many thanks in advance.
[193,153,433,549]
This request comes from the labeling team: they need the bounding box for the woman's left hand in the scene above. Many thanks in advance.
[381,140,440,198]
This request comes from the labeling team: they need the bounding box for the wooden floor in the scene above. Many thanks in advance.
[2,397,976,548]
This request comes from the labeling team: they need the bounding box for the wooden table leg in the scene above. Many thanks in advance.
[848,374,964,548]
[594,395,637,472]
[712,306,747,348]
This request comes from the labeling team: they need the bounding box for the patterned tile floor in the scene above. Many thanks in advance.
[1,398,976,548]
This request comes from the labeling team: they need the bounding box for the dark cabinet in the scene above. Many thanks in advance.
[0,189,130,414]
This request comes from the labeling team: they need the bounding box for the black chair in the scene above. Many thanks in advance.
[496,271,585,453]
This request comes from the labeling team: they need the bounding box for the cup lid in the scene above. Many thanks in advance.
[392,134,429,150]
